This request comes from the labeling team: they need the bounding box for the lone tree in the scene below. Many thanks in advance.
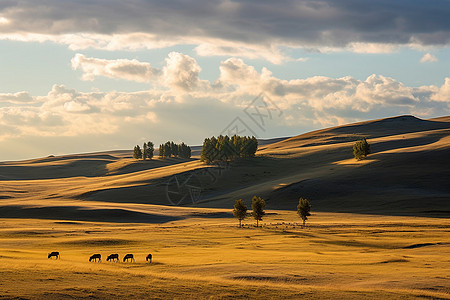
[353,137,370,160]
[297,197,311,228]
[251,196,265,227]
[133,145,142,159]
[233,199,248,228]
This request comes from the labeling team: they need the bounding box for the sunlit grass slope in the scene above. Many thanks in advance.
[0,212,449,299]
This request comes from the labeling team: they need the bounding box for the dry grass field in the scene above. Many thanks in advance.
[0,210,449,299]
[0,115,449,299]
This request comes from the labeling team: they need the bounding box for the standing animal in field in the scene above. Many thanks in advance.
[123,254,134,262]
[89,253,101,262]
[146,253,152,263]
[48,251,60,259]
[107,254,119,262]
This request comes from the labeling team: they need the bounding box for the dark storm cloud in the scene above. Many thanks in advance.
[1,0,450,47]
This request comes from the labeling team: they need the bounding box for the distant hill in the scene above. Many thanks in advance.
[0,115,449,221]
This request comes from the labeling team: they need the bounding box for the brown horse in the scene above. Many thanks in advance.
[146,253,152,263]
[107,253,119,262]
[48,251,60,259]
[89,253,101,262]
[123,253,134,262]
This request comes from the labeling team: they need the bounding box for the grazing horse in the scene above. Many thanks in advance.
[146,253,152,263]
[48,251,60,259]
[123,253,134,262]
[107,253,119,262]
[89,253,101,262]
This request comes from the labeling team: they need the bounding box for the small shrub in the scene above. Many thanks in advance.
[353,138,370,160]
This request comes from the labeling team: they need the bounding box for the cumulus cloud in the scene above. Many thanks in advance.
[420,53,438,63]
[0,91,34,104]
[1,55,450,160]
[162,52,204,91]
[71,54,159,82]
[430,78,450,102]
[1,0,450,60]
[70,52,209,92]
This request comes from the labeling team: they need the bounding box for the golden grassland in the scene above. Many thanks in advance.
[0,210,449,299]
[1,115,449,299]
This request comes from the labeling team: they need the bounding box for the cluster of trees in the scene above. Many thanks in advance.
[233,196,311,228]
[133,142,154,160]
[353,138,371,160]
[201,135,258,163]
[158,141,191,159]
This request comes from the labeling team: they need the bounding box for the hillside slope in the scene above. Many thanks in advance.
[0,115,449,221]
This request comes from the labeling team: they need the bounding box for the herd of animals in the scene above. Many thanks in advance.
[47,251,152,263]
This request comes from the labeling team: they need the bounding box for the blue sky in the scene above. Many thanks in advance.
[1,0,450,160]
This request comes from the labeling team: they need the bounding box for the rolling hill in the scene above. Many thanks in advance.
[0,115,449,221]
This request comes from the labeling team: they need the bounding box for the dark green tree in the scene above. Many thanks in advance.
[158,144,164,158]
[158,141,190,159]
[353,138,371,160]
[146,141,154,159]
[171,141,178,157]
[178,142,191,159]
[297,197,311,228]
[233,199,248,228]
[164,142,172,157]
[200,138,213,163]
[201,135,258,163]
[142,143,148,160]
[133,145,142,159]
[251,196,265,227]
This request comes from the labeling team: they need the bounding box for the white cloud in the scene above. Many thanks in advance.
[430,78,450,102]
[63,100,91,113]
[71,53,159,82]
[420,53,438,63]
[0,91,34,104]
[0,55,449,160]
[161,52,204,91]
[218,58,263,87]
[70,52,211,92]
[194,41,287,64]
[347,42,398,54]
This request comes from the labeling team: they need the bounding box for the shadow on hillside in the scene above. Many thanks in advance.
[0,159,112,180]
[0,205,181,223]
[0,153,198,180]
[267,147,450,218]
[329,116,450,138]
[77,181,171,205]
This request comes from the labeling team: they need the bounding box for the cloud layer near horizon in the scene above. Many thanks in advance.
[1,0,450,62]
[1,52,449,159]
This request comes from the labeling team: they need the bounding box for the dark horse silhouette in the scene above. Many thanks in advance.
[146,253,152,263]
[89,253,101,262]
[123,253,134,262]
[107,253,119,262]
[48,251,60,259]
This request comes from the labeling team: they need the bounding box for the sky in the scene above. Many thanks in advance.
[1,0,450,161]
